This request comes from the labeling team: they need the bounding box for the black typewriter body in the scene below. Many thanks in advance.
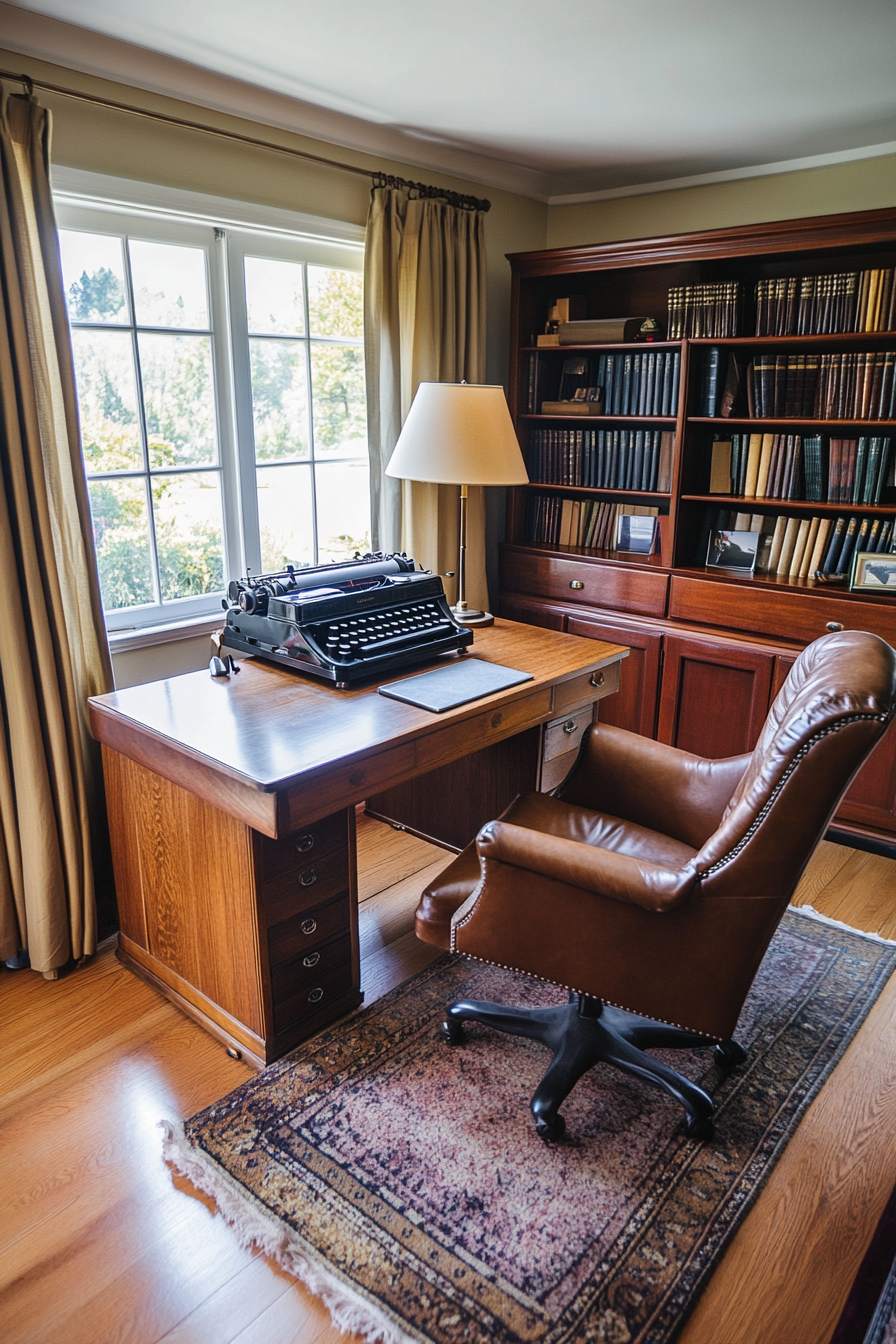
[220,553,473,687]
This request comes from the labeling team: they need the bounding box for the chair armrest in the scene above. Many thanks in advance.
[557,724,750,850]
[476,820,697,913]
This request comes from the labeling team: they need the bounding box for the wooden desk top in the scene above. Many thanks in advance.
[89,620,627,837]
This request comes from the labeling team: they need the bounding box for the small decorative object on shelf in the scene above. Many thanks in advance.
[851,551,896,591]
[558,316,657,345]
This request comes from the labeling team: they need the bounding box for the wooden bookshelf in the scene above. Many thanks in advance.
[501,207,896,849]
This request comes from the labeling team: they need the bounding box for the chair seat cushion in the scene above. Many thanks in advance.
[415,791,697,947]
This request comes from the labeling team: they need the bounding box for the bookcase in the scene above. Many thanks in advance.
[500,208,896,850]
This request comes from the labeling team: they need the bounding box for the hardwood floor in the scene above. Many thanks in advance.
[1,820,894,1344]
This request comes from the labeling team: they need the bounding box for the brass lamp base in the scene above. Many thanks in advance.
[452,606,494,628]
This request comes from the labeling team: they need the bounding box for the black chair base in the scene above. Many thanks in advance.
[442,992,747,1142]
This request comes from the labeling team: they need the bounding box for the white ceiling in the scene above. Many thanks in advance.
[4,0,896,201]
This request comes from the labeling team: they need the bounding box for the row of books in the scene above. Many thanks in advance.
[667,282,741,339]
[526,428,675,492]
[741,351,896,421]
[709,434,894,504]
[700,508,895,579]
[593,350,679,416]
[754,269,896,336]
[525,494,660,552]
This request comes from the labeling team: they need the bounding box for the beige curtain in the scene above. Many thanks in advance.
[0,88,113,976]
[364,186,488,612]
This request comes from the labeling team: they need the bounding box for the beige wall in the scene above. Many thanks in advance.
[1,48,548,684]
[546,153,896,249]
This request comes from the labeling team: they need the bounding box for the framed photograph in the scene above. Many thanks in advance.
[851,551,896,592]
[615,514,657,554]
[706,529,758,572]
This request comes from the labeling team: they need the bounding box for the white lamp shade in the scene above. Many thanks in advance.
[385,382,529,486]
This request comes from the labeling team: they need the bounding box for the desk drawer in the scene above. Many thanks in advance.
[261,843,350,928]
[268,893,351,968]
[553,660,621,712]
[273,957,355,1032]
[259,810,348,884]
[271,932,352,1002]
[543,708,592,763]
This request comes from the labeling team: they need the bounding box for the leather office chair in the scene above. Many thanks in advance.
[416,630,896,1141]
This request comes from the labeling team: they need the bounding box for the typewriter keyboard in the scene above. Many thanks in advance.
[313,602,455,662]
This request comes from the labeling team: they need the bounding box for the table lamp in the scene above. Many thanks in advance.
[385,382,528,626]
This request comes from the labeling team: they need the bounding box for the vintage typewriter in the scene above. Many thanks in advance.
[219,552,473,687]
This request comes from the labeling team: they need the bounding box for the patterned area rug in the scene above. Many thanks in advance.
[164,909,896,1344]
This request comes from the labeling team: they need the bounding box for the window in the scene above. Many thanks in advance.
[57,195,369,632]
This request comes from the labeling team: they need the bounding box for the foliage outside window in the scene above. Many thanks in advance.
[58,209,369,630]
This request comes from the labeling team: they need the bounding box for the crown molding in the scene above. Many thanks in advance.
[548,141,896,206]
[0,2,553,201]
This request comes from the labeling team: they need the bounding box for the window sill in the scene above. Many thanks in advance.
[108,613,224,654]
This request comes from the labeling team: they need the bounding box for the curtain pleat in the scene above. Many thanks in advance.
[364,187,488,612]
[0,89,113,974]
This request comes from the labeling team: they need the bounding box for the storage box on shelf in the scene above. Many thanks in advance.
[502,208,896,849]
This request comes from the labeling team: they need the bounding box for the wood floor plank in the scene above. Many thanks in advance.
[360,930,446,1006]
[355,813,448,902]
[358,854,454,959]
[790,838,855,909]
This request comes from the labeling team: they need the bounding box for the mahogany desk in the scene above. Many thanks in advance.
[89,620,627,1067]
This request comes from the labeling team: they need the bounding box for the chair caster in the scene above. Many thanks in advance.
[441,1019,464,1045]
[713,1039,748,1070]
[534,1113,566,1143]
[684,1114,715,1141]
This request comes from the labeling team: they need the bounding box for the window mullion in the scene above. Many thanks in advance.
[123,242,163,608]
[210,228,247,580]
[304,264,319,566]
[227,237,263,575]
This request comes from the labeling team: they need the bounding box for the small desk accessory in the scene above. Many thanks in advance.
[378,659,533,713]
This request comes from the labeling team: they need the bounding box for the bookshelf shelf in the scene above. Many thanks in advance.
[503,208,896,847]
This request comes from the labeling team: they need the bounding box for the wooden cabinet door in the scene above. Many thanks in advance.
[658,633,775,758]
[566,612,663,738]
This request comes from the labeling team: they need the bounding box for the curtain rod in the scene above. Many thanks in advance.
[0,68,491,212]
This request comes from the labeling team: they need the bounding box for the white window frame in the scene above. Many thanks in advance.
[53,169,366,638]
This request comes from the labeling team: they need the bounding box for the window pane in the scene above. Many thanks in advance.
[152,472,224,600]
[89,477,154,609]
[129,239,209,329]
[244,256,305,335]
[72,329,142,472]
[310,342,367,457]
[249,338,310,461]
[138,333,218,468]
[315,461,371,563]
[256,463,315,571]
[60,231,128,324]
[308,266,362,339]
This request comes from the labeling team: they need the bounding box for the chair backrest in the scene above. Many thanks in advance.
[694,630,896,900]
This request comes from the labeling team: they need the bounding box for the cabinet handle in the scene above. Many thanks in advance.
[300,917,317,935]
[303,952,320,968]
[563,719,577,734]
[826,622,844,633]
[299,868,318,887]
[308,987,324,1004]
[296,833,315,853]
[569,580,584,590]
[590,671,605,687]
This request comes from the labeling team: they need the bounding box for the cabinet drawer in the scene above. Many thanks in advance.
[273,958,356,1033]
[670,577,896,646]
[543,708,592,763]
[258,810,348,884]
[260,843,350,928]
[553,659,621,712]
[541,747,581,792]
[502,548,668,617]
[268,893,351,968]
[271,932,352,1002]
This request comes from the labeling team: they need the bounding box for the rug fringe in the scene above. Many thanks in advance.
[790,904,896,945]
[160,1121,420,1344]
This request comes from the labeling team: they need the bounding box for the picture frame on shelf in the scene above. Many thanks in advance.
[851,552,896,592]
[615,514,657,554]
[706,529,759,572]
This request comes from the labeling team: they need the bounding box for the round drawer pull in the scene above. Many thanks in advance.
[563,719,577,734]
[303,952,321,968]
[590,671,605,687]
[296,833,315,853]
[300,918,317,936]
[826,622,844,633]
[569,580,584,590]
[299,868,318,887]
[308,987,324,1004]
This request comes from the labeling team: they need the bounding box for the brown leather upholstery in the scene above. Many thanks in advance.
[417,631,896,1041]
